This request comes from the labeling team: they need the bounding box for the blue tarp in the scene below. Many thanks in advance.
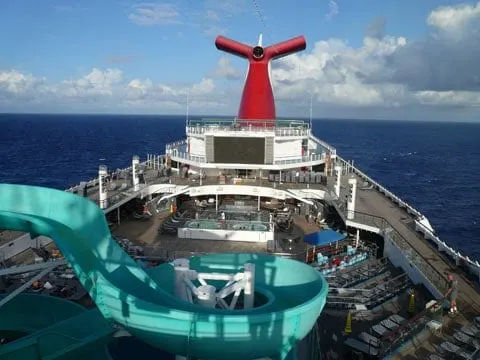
[304,229,346,246]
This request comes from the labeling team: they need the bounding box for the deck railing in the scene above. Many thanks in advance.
[165,146,326,166]
[348,210,448,295]
[186,125,310,137]
[380,297,444,357]
[309,134,337,155]
[334,153,480,283]
[336,156,422,216]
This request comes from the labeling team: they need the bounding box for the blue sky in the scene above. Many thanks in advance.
[1,0,480,121]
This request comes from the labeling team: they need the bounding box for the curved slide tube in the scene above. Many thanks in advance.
[0,294,112,359]
[0,184,328,359]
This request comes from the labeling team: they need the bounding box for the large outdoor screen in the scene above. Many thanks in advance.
[213,137,265,164]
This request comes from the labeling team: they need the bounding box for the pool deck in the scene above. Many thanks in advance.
[2,160,480,359]
[111,211,308,260]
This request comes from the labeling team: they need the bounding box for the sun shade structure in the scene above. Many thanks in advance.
[304,229,346,246]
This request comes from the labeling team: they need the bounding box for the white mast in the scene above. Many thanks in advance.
[309,93,313,129]
[185,90,189,127]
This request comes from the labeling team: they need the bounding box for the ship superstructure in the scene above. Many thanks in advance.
[0,34,480,360]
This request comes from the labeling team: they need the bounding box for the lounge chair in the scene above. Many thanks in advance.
[439,341,473,359]
[344,338,379,357]
[381,318,400,331]
[461,324,480,338]
[372,324,389,337]
[389,314,407,325]
[358,332,381,348]
[453,330,480,349]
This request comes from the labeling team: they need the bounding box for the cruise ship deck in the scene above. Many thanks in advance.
[63,156,480,357]
[2,138,480,359]
[1,32,479,359]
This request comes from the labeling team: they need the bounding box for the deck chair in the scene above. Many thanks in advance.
[381,318,400,331]
[372,324,389,337]
[474,316,480,328]
[427,355,445,360]
[461,324,480,338]
[439,341,473,359]
[389,314,407,325]
[358,332,381,348]
[344,338,379,357]
[453,331,480,349]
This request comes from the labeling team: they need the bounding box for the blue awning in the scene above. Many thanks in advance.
[304,229,346,246]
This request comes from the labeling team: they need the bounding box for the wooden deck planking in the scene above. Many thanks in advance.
[292,215,320,235]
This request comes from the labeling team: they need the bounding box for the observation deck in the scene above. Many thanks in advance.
[166,118,335,170]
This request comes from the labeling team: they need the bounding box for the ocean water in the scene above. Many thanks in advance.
[0,113,479,261]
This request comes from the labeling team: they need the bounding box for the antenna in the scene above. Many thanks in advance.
[309,93,313,129]
[186,90,189,127]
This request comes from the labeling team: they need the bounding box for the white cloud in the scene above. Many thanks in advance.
[427,2,480,31]
[326,0,339,20]
[4,1,480,120]
[0,68,221,113]
[202,24,228,38]
[214,56,242,80]
[127,1,245,35]
[0,70,44,95]
[205,9,220,21]
[203,0,247,18]
[128,3,180,26]
[266,1,480,117]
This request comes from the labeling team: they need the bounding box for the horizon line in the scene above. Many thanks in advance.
[0,112,479,124]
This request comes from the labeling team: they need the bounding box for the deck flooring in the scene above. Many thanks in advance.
[2,165,480,359]
[353,178,480,309]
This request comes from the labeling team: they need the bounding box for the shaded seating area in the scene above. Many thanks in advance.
[306,230,376,279]
[326,272,412,311]
[305,229,346,247]
[326,258,388,289]
[307,230,368,270]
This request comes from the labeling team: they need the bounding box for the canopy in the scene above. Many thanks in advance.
[304,229,346,246]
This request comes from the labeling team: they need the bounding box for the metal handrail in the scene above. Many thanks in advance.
[336,156,422,218]
[380,296,446,356]
[186,126,310,137]
[350,210,448,294]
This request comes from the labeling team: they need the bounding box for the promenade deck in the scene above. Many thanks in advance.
[334,174,480,359]
[351,175,480,308]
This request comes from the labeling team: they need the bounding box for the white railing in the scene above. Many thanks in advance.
[310,135,337,155]
[414,220,480,281]
[336,156,480,281]
[274,152,325,165]
[165,139,187,151]
[336,156,422,218]
[187,125,310,137]
[64,161,148,193]
[167,150,206,164]
[275,128,310,137]
[166,150,326,166]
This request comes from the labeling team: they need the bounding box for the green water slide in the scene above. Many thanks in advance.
[0,294,112,360]
[0,184,328,359]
